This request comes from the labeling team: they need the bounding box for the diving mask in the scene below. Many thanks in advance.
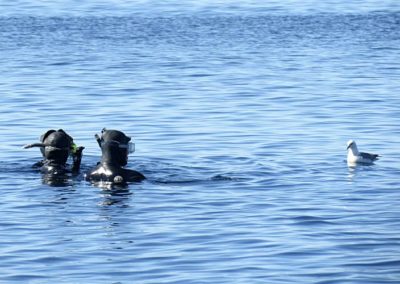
[95,131,135,155]
[117,142,135,154]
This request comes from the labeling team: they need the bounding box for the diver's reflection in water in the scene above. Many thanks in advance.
[39,174,78,206]
[95,182,133,207]
[97,183,133,236]
[41,173,74,187]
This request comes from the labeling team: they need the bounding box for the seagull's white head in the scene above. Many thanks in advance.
[347,140,358,153]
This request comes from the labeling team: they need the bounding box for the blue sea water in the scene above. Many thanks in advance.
[1,1,400,283]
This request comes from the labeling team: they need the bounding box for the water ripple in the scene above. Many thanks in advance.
[0,9,400,284]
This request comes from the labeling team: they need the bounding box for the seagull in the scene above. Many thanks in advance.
[347,140,379,165]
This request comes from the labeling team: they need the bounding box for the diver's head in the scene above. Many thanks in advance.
[41,129,73,165]
[96,128,135,167]
[24,129,79,166]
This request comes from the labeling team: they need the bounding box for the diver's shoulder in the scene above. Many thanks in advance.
[122,168,146,182]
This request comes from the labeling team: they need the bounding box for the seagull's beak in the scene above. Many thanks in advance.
[347,143,353,150]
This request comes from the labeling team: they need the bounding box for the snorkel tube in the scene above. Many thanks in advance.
[23,142,47,149]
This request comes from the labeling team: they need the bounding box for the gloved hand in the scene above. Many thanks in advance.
[71,145,85,172]
[71,145,85,162]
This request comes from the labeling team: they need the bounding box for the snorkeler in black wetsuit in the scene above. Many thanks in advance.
[86,128,145,184]
[24,129,84,175]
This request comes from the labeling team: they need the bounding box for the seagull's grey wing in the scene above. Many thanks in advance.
[360,152,379,160]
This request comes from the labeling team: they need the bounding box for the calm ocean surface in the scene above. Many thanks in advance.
[1,1,400,283]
